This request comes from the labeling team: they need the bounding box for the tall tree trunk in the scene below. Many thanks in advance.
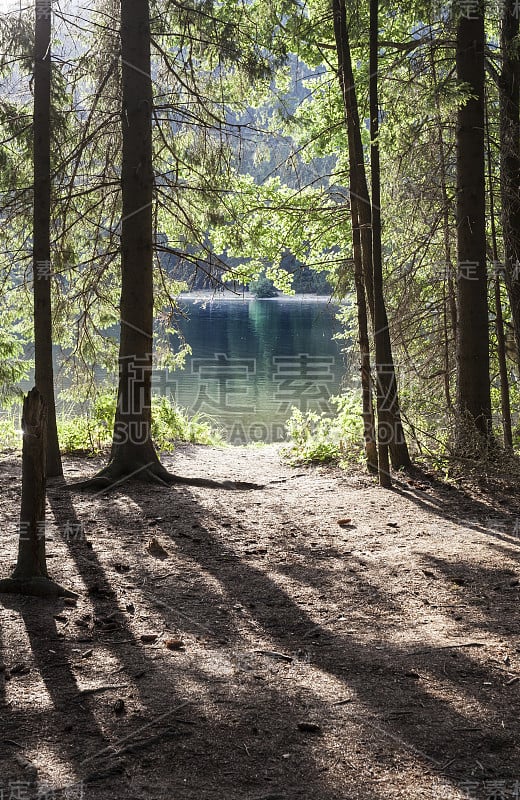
[369,0,390,486]
[33,0,62,477]
[455,0,492,440]
[332,0,410,478]
[500,0,520,377]
[486,95,513,448]
[332,0,374,318]
[429,29,456,410]
[352,204,378,473]
[113,0,161,471]
[76,0,260,492]
[78,0,168,486]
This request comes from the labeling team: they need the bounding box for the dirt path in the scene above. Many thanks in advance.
[1,444,520,800]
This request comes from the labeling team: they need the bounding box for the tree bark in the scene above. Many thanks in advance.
[33,0,62,477]
[487,94,513,448]
[332,0,410,479]
[500,0,520,377]
[370,0,391,486]
[495,274,513,448]
[0,389,76,598]
[429,30,456,410]
[75,1,262,492]
[352,203,378,473]
[455,1,492,440]
[14,388,48,579]
[332,0,374,318]
[77,0,168,487]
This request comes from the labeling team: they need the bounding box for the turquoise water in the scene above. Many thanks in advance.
[14,296,353,444]
[153,296,352,443]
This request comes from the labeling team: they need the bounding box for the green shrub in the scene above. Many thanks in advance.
[56,393,223,454]
[151,396,224,449]
[57,395,114,453]
[282,392,364,466]
[249,275,279,298]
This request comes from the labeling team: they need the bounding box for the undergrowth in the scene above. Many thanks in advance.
[281,393,364,466]
[0,393,224,454]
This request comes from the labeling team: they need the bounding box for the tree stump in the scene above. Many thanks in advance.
[0,388,77,598]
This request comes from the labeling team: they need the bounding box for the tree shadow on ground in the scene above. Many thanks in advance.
[3,452,520,800]
[0,593,106,797]
[124,482,520,795]
[392,467,520,545]
[43,482,359,800]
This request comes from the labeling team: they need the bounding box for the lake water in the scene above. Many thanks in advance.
[155,295,352,443]
[14,295,353,444]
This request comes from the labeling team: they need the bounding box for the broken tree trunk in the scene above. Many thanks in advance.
[0,388,76,598]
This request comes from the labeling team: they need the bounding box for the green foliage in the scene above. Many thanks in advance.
[58,414,107,454]
[0,329,30,404]
[282,393,364,465]
[151,396,224,450]
[0,410,22,450]
[56,393,223,455]
[0,393,223,455]
[249,274,279,298]
[292,266,332,294]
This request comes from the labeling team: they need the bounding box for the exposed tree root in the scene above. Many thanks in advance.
[165,474,265,491]
[0,576,78,599]
[69,460,264,492]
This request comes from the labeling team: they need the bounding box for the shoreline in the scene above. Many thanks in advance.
[178,290,343,303]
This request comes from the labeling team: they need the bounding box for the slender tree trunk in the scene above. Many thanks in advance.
[455,0,492,439]
[352,203,378,473]
[33,0,62,477]
[79,0,168,486]
[369,0,390,486]
[495,274,512,447]
[332,0,374,317]
[112,0,160,469]
[500,0,520,376]
[429,30,456,410]
[486,95,513,448]
[332,0,410,478]
[0,389,75,598]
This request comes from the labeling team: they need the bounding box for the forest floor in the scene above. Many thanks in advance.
[1,443,520,800]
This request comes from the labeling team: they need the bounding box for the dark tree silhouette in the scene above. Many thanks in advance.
[455,0,492,439]
[33,0,62,477]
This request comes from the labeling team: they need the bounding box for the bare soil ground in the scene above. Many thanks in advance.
[1,443,520,800]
